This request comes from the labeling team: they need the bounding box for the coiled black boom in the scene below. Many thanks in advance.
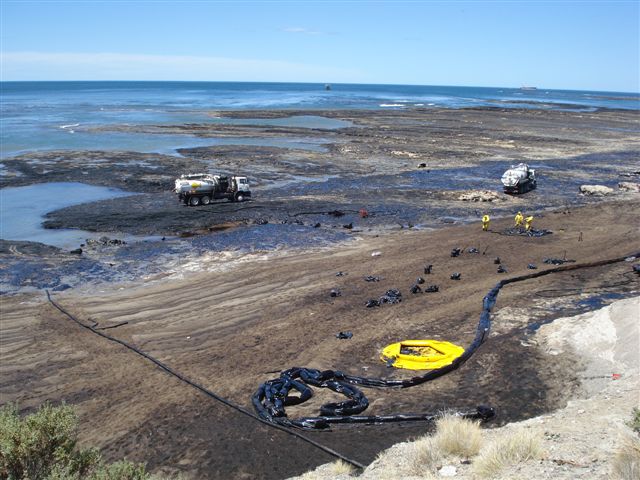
[252,252,638,429]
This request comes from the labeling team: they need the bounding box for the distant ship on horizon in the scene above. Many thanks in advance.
[520,86,538,91]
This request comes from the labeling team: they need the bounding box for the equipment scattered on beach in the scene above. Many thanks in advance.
[251,250,638,430]
[46,249,639,443]
[501,163,537,194]
[174,173,251,206]
[251,251,502,430]
[381,340,465,370]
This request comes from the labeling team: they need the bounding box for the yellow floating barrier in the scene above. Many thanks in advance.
[381,340,465,370]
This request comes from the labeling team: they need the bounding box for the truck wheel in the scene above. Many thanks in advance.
[235,193,245,202]
[189,196,201,207]
[201,195,211,205]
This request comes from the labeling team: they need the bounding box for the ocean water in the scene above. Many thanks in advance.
[1,81,638,158]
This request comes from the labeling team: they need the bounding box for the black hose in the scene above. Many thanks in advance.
[252,251,639,429]
[44,291,365,469]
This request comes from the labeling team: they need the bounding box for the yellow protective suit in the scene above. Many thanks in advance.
[525,215,534,231]
[514,212,524,227]
[482,214,490,231]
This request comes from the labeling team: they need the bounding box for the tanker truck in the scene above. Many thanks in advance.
[174,173,251,206]
[501,163,537,194]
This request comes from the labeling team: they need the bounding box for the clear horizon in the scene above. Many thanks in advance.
[0,79,638,95]
[1,1,638,92]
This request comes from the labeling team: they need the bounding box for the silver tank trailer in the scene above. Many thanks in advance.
[174,173,217,195]
[501,163,537,194]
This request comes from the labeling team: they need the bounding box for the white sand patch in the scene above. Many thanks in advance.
[390,150,421,158]
[162,250,274,280]
[538,297,639,377]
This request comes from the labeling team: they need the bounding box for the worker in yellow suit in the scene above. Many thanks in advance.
[482,214,490,231]
[514,211,524,228]
[525,215,534,232]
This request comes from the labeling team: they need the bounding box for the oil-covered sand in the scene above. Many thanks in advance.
[1,107,639,479]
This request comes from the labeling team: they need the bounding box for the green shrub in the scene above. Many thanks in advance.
[0,403,151,480]
[627,407,640,435]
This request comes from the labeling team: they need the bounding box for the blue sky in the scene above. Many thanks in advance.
[1,1,638,92]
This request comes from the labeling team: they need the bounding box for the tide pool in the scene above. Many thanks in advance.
[0,182,134,249]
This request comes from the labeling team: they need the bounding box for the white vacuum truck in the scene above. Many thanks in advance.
[174,173,251,206]
[501,163,537,194]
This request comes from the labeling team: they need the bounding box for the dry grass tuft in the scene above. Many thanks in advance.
[612,430,640,480]
[432,414,483,458]
[328,460,355,476]
[365,438,440,479]
[388,414,480,477]
[406,436,442,476]
[473,427,543,478]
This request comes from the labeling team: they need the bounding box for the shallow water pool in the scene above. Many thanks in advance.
[0,182,134,249]
[1,128,331,158]
[206,115,352,129]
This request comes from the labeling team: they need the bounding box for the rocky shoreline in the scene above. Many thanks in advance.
[1,108,638,264]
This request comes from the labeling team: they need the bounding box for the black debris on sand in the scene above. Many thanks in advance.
[502,227,553,237]
[543,257,576,265]
[379,289,402,304]
[336,331,353,339]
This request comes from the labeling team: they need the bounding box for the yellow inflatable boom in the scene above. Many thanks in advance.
[381,340,465,370]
